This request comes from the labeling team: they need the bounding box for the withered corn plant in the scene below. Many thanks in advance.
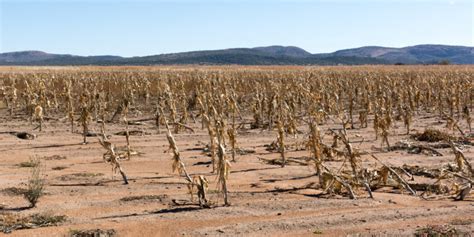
[79,94,92,144]
[33,105,43,132]
[122,99,132,160]
[98,134,129,185]
[65,79,75,133]
[163,111,209,207]
[215,120,231,206]
[449,140,473,175]
[276,120,286,167]
[307,117,322,178]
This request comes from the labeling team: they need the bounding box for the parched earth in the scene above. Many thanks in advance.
[0,112,473,236]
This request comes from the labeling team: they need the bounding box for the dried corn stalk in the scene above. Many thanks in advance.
[203,113,218,172]
[164,111,211,207]
[98,136,129,185]
[449,141,473,175]
[190,175,210,208]
[216,122,231,206]
[122,99,131,160]
[277,120,286,168]
[78,91,92,144]
[163,112,192,183]
[307,118,323,178]
[33,105,43,132]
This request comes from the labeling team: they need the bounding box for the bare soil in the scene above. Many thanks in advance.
[0,112,473,236]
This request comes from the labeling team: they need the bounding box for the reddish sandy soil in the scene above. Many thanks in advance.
[0,111,473,236]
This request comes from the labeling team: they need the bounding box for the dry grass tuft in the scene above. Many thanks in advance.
[17,158,40,168]
[414,224,461,237]
[23,157,45,208]
[42,155,67,160]
[58,173,104,181]
[69,229,116,237]
[119,194,170,203]
[0,212,66,234]
[1,187,28,196]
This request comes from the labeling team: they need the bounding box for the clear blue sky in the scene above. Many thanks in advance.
[0,0,472,56]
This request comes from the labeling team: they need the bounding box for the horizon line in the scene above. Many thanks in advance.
[1,43,472,58]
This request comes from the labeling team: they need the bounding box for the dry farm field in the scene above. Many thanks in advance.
[0,65,473,236]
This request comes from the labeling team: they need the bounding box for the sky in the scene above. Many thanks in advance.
[0,0,472,57]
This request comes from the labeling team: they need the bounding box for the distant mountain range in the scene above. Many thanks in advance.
[0,44,472,66]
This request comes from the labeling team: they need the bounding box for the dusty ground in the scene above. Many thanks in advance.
[0,111,473,237]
